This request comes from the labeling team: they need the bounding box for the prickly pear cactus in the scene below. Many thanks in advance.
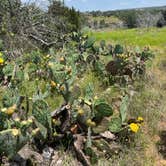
[32,100,52,134]
[94,99,113,119]
[114,44,124,54]
[0,129,30,159]
[84,37,95,49]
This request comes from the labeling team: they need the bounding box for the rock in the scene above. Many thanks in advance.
[15,144,43,166]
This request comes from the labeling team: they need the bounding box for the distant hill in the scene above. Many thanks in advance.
[85,6,166,29]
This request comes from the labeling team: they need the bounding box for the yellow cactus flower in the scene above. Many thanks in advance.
[60,85,65,91]
[78,109,84,116]
[59,57,65,62]
[53,131,58,137]
[50,80,57,88]
[27,118,33,123]
[86,119,96,127]
[48,62,53,67]
[32,128,40,136]
[6,104,17,115]
[46,54,51,58]
[52,119,60,126]
[94,96,98,100]
[0,57,4,65]
[1,108,7,113]
[12,129,20,136]
[21,120,28,125]
[14,118,20,122]
[138,117,143,121]
[129,123,139,133]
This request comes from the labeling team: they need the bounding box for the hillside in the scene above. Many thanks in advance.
[85,6,166,29]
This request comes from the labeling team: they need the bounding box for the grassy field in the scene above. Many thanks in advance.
[88,27,166,166]
[89,27,166,47]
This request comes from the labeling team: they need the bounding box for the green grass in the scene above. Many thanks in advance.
[89,27,166,47]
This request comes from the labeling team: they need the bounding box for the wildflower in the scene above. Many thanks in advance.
[0,57,4,65]
[12,129,20,136]
[129,123,139,133]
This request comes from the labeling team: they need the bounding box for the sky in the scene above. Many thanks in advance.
[65,0,166,11]
[22,0,166,12]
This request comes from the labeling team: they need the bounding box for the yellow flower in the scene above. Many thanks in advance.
[48,62,53,67]
[94,96,98,100]
[0,57,4,65]
[86,119,96,127]
[60,85,65,91]
[32,128,40,136]
[12,129,20,136]
[14,118,20,122]
[129,123,139,133]
[21,120,28,125]
[1,108,7,113]
[138,117,144,121]
[27,118,33,123]
[77,109,84,116]
[50,80,57,88]
[46,54,51,58]
[59,57,65,63]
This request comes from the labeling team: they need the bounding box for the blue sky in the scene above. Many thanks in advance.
[22,0,166,11]
[65,0,166,11]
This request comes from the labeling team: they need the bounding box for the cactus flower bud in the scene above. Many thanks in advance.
[50,80,57,88]
[77,109,84,116]
[86,119,96,127]
[6,104,17,115]
[32,128,40,136]
[60,86,65,91]
[21,120,28,125]
[12,129,20,136]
